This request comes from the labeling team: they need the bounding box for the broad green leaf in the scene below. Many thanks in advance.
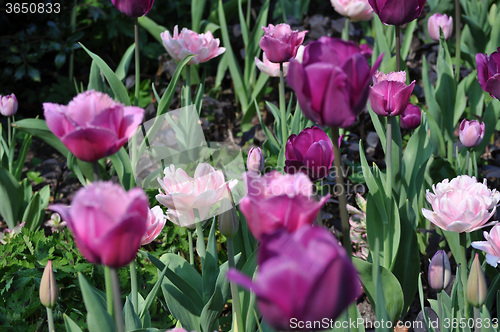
[78,274,116,332]
[64,314,84,332]
[109,148,136,190]
[0,166,22,229]
[12,118,69,157]
[202,221,219,302]
[124,297,142,331]
[138,16,167,44]
[139,265,169,320]
[115,44,135,81]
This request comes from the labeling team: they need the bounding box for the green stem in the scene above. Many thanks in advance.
[438,291,444,332]
[245,0,251,29]
[46,307,55,332]
[473,150,478,178]
[7,116,11,149]
[188,230,194,266]
[130,260,138,313]
[105,266,114,317]
[134,18,140,105]
[342,18,350,41]
[93,161,100,182]
[466,149,472,176]
[459,232,469,318]
[455,0,461,81]
[279,62,287,146]
[110,268,125,332]
[385,117,393,269]
[331,127,352,257]
[395,25,401,71]
[195,210,206,264]
[185,65,192,107]
[227,237,244,332]
[474,307,481,332]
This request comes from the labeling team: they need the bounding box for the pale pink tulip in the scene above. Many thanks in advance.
[141,206,166,245]
[161,26,226,65]
[472,224,500,267]
[330,0,374,22]
[0,93,18,116]
[156,163,237,228]
[459,119,485,148]
[428,13,453,41]
[422,175,500,233]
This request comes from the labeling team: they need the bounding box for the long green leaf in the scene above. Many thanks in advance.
[115,43,135,81]
[12,118,68,157]
[64,314,84,332]
[0,167,22,229]
[78,274,116,332]
[138,16,167,44]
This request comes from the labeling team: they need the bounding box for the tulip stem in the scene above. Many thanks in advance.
[134,18,140,105]
[93,161,100,182]
[342,18,350,41]
[438,291,444,332]
[227,237,244,332]
[188,230,194,266]
[466,149,472,176]
[473,150,478,178]
[46,307,55,332]
[455,0,461,81]
[105,266,114,317]
[395,25,401,71]
[195,210,206,266]
[111,268,126,332]
[7,116,11,149]
[279,62,287,147]
[459,231,469,317]
[185,65,192,107]
[386,117,393,243]
[331,127,352,258]
[130,260,138,313]
[474,307,481,332]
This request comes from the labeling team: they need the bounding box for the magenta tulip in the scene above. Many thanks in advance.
[285,126,334,181]
[422,175,500,233]
[111,0,154,17]
[472,224,500,267]
[400,103,421,130]
[227,226,361,331]
[369,70,415,116]
[0,93,18,117]
[43,90,144,162]
[239,171,330,240]
[330,0,374,22]
[259,24,307,63]
[141,206,166,245]
[459,119,485,148]
[368,0,426,26]
[476,48,500,99]
[288,37,382,128]
[161,26,225,65]
[427,13,453,41]
[49,182,149,268]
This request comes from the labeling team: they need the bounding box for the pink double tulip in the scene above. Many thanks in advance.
[422,175,500,233]
[161,26,226,65]
[141,206,166,245]
[459,119,485,148]
[43,90,144,162]
[400,103,421,130]
[259,24,307,63]
[285,126,334,181]
[49,182,150,268]
[476,48,500,100]
[368,0,426,26]
[227,226,361,331]
[330,0,374,22]
[369,71,415,117]
[427,13,453,41]
[111,0,154,17]
[472,224,500,267]
[156,163,237,228]
[239,171,330,240]
[288,37,382,128]
[0,93,18,117]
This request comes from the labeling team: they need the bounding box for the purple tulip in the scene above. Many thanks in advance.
[259,24,307,63]
[368,0,426,26]
[476,48,500,100]
[227,226,361,331]
[43,90,144,162]
[0,93,18,117]
[428,250,451,292]
[459,119,485,148]
[111,0,154,17]
[427,13,453,41]
[400,103,421,130]
[288,37,382,128]
[49,182,149,268]
[285,126,334,181]
[239,171,330,240]
[369,70,415,117]
[247,147,265,173]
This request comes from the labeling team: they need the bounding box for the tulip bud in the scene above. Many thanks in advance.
[467,254,488,308]
[428,13,453,41]
[0,93,18,117]
[459,119,485,148]
[400,103,421,130]
[39,260,58,308]
[428,250,451,292]
[247,147,265,173]
[218,185,239,238]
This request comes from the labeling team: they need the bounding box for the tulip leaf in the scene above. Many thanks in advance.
[476,100,500,154]
[202,220,219,302]
[109,148,136,190]
[401,20,416,62]
[78,273,116,332]
[22,185,50,231]
[63,314,83,332]
[88,60,109,93]
[124,297,142,331]
[11,118,69,157]
[352,257,404,323]
[200,258,230,332]
[435,36,456,139]
[0,166,22,229]
[115,43,135,81]
[138,16,167,45]
[79,43,131,106]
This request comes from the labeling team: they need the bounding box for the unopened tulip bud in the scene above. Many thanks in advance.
[247,147,265,173]
[467,254,487,307]
[428,13,453,41]
[0,93,18,117]
[459,119,485,148]
[111,0,154,18]
[428,250,451,291]
[219,206,239,239]
[39,260,58,308]
[400,103,422,130]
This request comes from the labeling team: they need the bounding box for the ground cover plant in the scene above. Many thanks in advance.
[2,0,500,331]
